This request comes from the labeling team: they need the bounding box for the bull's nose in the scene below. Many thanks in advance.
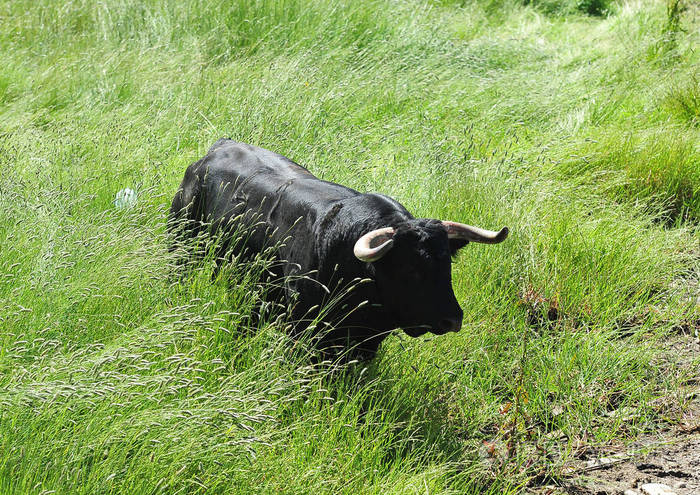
[438,317,462,333]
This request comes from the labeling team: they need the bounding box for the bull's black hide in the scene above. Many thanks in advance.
[169,138,508,359]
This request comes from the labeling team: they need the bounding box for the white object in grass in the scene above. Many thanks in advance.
[114,188,137,209]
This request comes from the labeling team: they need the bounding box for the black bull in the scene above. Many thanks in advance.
[169,138,508,359]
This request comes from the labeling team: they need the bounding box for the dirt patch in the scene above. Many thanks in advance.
[564,424,700,495]
[561,429,700,495]
[528,407,700,495]
[530,333,700,495]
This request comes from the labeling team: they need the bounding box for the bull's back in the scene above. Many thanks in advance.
[170,139,359,263]
[202,139,313,193]
[200,139,357,221]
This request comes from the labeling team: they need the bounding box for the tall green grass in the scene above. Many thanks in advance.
[1,0,698,493]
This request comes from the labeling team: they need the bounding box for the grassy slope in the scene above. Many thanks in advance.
[0,0,698,493]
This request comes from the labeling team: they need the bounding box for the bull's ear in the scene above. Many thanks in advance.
[448,238,468,257]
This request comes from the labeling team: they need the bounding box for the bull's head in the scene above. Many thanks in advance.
[353,219,508,337]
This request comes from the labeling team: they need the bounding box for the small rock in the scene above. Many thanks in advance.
[585,455,627,469]
[560,465,576,476]
[672,481,686,489]
[606,406,638,420]
[624,490,641,495]
[640,483,677,495]
[545,429,565,441]
[114,188,137,209]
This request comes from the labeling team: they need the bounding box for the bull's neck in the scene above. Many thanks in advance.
[312,197,409,331]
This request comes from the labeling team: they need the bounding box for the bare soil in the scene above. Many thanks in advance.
[559,429,700,495]
[532,333,700,495]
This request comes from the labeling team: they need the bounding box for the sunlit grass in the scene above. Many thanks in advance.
[0,0,698,493]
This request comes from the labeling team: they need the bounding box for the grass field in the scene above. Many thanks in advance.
[0,0,698,493]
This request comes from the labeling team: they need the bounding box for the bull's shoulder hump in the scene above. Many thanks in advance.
[360,193,412,216]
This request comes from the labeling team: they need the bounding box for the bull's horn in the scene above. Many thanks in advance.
[353,227,395,262]
[442,221,509,244]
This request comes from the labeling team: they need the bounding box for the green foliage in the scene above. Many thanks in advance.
[438,0,613,15]
[523,0,612,16]
[663,72,700,126]
[555,129,700,222]
[647,0,689,61]
[0,0,698,493]
[662,0,687,43]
